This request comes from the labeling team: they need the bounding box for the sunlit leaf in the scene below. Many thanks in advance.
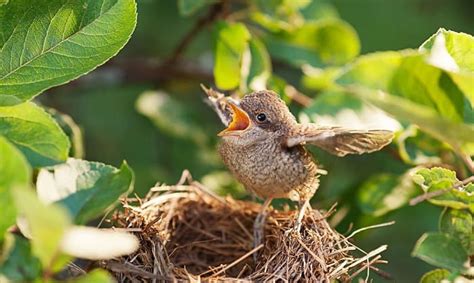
[0,137,30,243]
[178,0,214,16]
[357,171,418,217]
[265,35,323,67]
[213,21,250,90]
[420,29,474,107]
[344,86,474,155]
[136,90,208,143]
[245,38,271,91]
[395,126,445,165]
[301,65,341,91]
[301,90,401,131]
[412,233,468,271]
[60,226,138,260]
[413,167,474,212]
[0,0,137,105]
[420,29,474,73]
[300,0,339,20]
[0,234,41,282]
[13,187,70,270]
[0,102,70,167]
[73,269,115,283]
[420,269,451,283]
[251,0,309,32]
[36,158,134,224]
[338,52,465,122]
[288,19,360,65]
[439,209,473,254]
[47,108,84,159]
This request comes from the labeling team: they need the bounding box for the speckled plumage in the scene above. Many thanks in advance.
[218,91,320,201]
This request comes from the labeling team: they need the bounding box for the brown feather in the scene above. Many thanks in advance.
[286,124,393,157]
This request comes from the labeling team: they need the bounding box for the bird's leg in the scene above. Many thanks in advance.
[295,199,311,232]
[284,199,311,237]
[253,197,273,250]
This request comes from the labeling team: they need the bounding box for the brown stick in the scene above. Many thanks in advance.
[163,3,225,65]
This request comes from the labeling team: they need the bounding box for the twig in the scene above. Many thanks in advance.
[297,238,327,271]
[409,175,474,206]
[284,85,313,107]
[163,3,224,65]
[348,255,381,280]
[210,244,264,276]
[460,153,474,174]
[346,221,395,239]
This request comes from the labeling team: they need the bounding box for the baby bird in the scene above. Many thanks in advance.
[203,87,393,245]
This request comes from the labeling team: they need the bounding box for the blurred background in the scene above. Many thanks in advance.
[39,0,474,281]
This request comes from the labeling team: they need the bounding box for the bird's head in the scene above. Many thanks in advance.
[218,91,297,145]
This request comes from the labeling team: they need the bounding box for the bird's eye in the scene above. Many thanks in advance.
[256,113,267,122]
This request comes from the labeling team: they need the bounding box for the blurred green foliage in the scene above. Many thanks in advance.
[0,0,473,281]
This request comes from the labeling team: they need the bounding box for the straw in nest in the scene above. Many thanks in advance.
[103,171,389,282]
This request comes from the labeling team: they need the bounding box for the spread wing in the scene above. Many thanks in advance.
[286,124,394,157]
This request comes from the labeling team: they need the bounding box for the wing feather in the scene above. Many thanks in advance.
[286,124,393,156]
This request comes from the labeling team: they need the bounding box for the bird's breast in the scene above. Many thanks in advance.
[218,139,319,200]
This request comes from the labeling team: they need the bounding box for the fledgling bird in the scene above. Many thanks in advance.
[203,86,393,245]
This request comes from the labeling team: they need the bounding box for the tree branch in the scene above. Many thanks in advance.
[163,2,226,65]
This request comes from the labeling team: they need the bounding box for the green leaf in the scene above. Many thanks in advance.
[13,187,70,270]
[36,159,134,224]
[213,21,251,90]
[0,137,30,244]
[0,0,137,105]
[250,0,310,32]
[47,108,84,159]
[420,269,451,283]
[245,38,271,91]
[136,90,208,144]
[420,29,474,108]
[265,35,324,67]
[301,90,400,131]
[0,234,41,282]
[413,167,474,212]
[338,52,465,122]
[412,233,468,271]
[357,172,418,217]
[288,19,360,65]
[344,85,474,155]
[0,0,8,6]
[414,167,458,189]
[178,0,214,16]
[395,126,446,165]
[266,19,359,67]
[0,102,70,167]
[73,269,115,283]
[439,208,473,254]
[420,29,474,73]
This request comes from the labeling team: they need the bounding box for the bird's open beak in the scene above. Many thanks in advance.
[218,102,251,136]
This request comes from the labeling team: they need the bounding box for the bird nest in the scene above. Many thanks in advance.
[102,171,388,282]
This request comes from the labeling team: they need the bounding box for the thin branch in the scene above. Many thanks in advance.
[460,153,474,174]
[163,2,225,65]
[410,175,474,206]
[284,85,313,107]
